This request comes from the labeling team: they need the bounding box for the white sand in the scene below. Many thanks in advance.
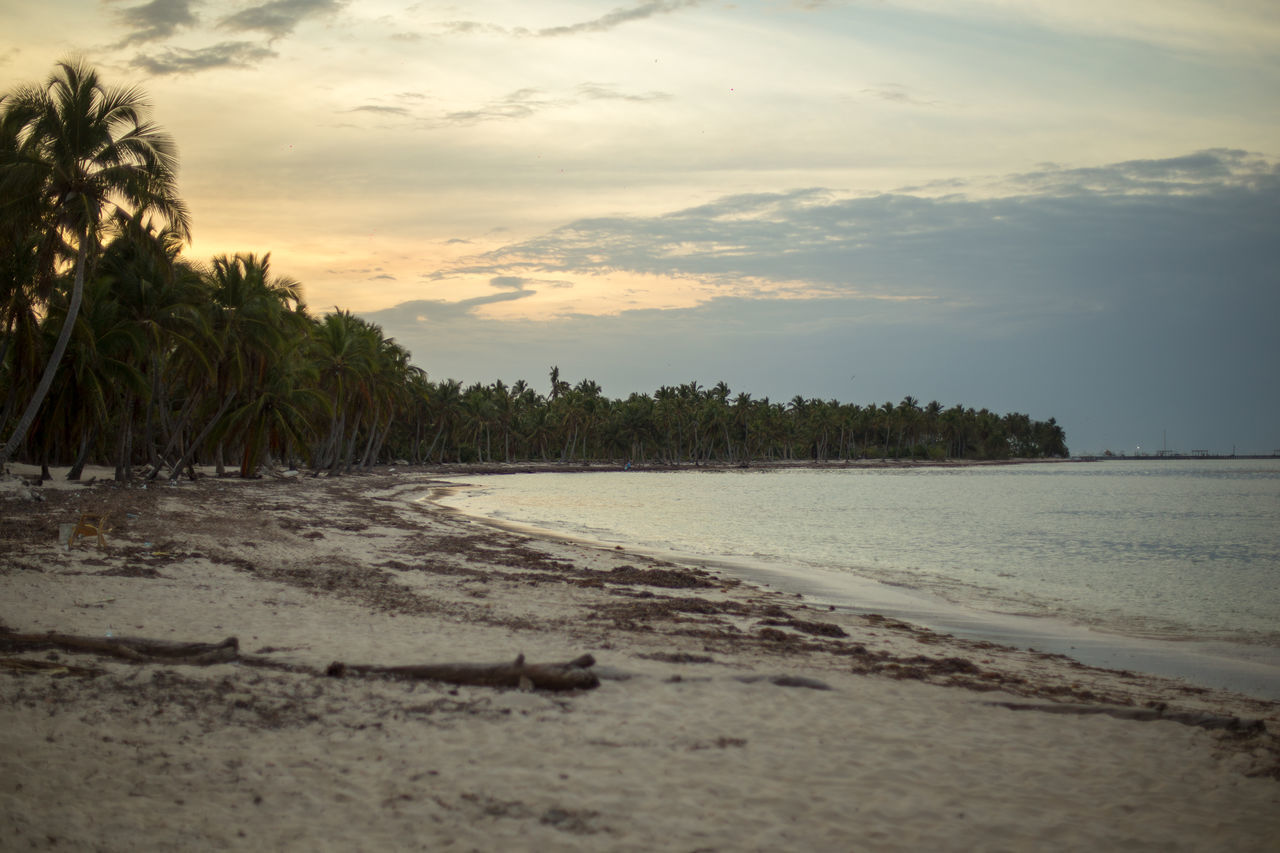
[1,467,1277,851]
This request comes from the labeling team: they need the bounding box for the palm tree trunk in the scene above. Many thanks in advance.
[145,388,202,481]
[114,394,135,482]
[359,411,381,470]
[424,421,445,463]
[337,411,363,474]
[167,389,236,481]
[67,430,93,480]
[367,417,394,471]
[0,241,88,468]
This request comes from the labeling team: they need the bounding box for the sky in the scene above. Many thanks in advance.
[3,0,1279,455]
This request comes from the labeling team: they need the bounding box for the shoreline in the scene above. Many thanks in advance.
[3,467,1279,849]
[432,464,1280,703]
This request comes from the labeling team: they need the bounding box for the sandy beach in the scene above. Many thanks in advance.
[2,466,1278,851]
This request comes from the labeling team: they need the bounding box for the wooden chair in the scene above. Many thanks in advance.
[68,513,111,549]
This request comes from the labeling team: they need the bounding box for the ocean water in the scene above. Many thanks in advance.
[434,460,1280,698]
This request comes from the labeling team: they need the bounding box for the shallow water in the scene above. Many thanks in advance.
[436,460,1280,698]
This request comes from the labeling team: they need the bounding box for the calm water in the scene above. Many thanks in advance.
[435,460,1280,697]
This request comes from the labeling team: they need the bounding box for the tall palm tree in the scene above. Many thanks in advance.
[0,97,46,390]
[310,309,375,472]
[36,265,150,480]
[0,58,190,467]
[205,253,307,476]
[96,216,209,479]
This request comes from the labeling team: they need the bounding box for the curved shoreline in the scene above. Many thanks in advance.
[430,469,1280,702]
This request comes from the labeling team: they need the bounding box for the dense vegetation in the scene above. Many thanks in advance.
[1,60,1068,480]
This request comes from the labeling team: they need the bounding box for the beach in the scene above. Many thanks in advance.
[2,467,1278,851]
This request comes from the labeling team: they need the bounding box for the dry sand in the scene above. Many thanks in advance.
[1,466,1278,851]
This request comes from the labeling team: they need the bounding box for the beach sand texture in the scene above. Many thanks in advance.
[2,469,1278,851]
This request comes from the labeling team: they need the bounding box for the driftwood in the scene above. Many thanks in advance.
[0,629,599,691]
[0,631,239,665]
[325,653,600,691]
[0,657,104,677]
[733,674,833,690]
[988,700,1266,734]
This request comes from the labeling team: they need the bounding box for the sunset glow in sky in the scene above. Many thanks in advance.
[4,1,1279,454]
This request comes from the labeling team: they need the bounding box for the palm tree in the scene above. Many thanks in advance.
[222,335,323,476]
[0,58,190,467]
[358,333,417,470]
[0,100,46,395]
[39,266,150,480]
[96,216,210,479]
[166,252,303,478]
[423,378,464,462]
[310,309,375,472]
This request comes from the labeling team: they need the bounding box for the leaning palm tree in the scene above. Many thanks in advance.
[0,58,190,468]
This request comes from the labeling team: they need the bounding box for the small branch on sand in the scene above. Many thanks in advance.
[987,700,1267,734]
[325,653,600,691]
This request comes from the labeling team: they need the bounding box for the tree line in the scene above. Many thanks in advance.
[1,60,1068,481]
[412,375,1067,465]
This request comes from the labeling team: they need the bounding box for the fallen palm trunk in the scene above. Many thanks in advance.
[988,700,1266,734]
[325,653,600,691]
[0,631,239,665]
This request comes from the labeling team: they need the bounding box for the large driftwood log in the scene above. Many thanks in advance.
[0,631,239,665]
[987,700,1266,734]
[326,653,600,691]
[0,628,599,691]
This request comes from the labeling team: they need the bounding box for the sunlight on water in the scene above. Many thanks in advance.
[439,461,1280,650]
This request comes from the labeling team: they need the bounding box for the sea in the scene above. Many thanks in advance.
[433,459,1280,700]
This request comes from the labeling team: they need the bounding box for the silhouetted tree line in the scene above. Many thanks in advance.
[408,374,1067,465]
[1,60,1068,480]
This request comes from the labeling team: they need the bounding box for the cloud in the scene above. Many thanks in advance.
[577,83,671,103]
[535,0,704,37]
[488,276,573,292]
[490,276,528,291]
[110,0,200,46]
[217,0,345,39]
[1006,148,1277,195]
[861,84,937,107]
[349,104,411,116]
[908,0,1280,56]
[129,41,278,74]
[374,290,536,323]
[439,20,511,37]
[111,0,342,75]
[440,83,670,125]
[435,150,1279,319]
[439,1,703,40]
[442,88,569,124]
